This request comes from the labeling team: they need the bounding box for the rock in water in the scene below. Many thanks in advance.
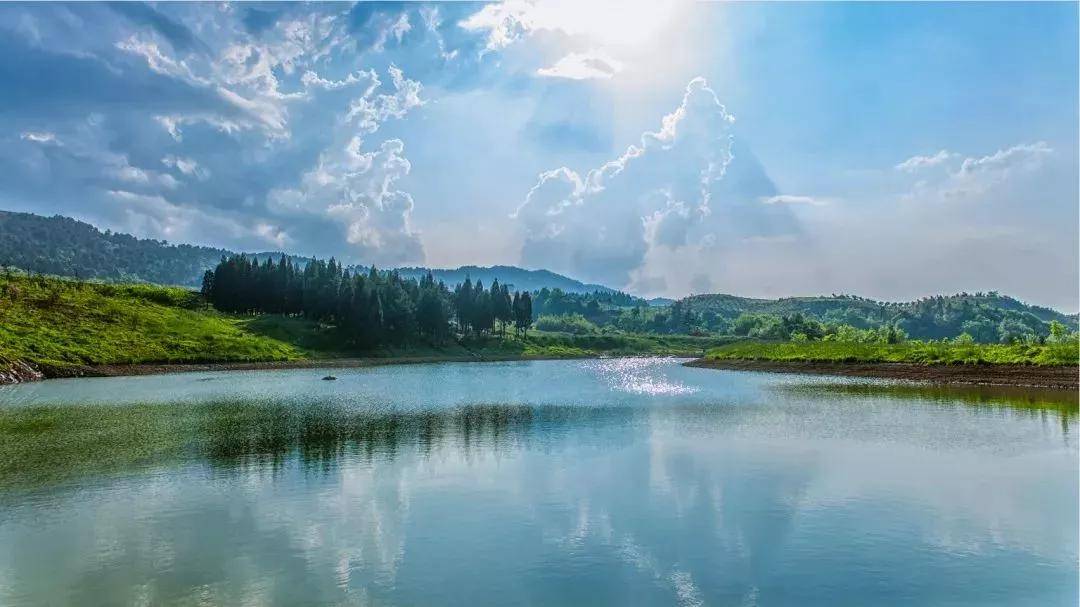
[322,375,337,381]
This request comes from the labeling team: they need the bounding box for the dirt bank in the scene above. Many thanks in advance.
[2,353,605,384]
[685,358,1079,389]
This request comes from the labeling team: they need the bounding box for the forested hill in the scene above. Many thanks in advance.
[0,210,237,286]
[668,293,1077,341]
[0,210,618,294]
[392,265,615,295]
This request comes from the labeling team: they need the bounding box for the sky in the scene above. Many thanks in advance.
[1,2,1077,310]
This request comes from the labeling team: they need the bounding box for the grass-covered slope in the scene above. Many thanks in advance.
[704,340,1079,366]
[0,274,302,372]
[0,273,730,380]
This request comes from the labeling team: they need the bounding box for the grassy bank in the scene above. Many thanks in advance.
[703,340,1079,366]
[0,274,732,380]
[0,274,302,373]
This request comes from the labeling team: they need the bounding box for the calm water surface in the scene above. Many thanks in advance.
[0,358,1075,606]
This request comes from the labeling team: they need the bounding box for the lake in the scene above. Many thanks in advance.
[0,358,1075,606]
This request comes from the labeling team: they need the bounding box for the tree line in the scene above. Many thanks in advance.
[201,255,532,348]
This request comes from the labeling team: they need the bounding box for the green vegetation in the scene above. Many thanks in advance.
[705,339,1078,366]
[5,209,1076,346]
[518,287,1077,345]
[0,272,729,379]
[0,272,301,372]
[663,293,1076,342]
[0,210,616,294]
[0,210,237,286]
[203,254,535,346]
[534,313,599,335]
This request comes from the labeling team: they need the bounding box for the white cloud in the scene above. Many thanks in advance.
[896,141,1055,201]
[301,68,377,92]
[515,77,735,286]
[458,1,533,52]
[107,189,287,248]
[269,138,423,265]
[895,149,954,173]
[760,195,828,206]
[120,12,359,141]
[153,113,244,141]
[115,36,206,85]
[344,66,424,134]
[161,155,209,181]
[957,141,1051,177]
[105,155,180,190]
[265,67,426,265]
[20,131,60,145]
[459,0,679,51]
[537,50,624,80]
[120,35,292,139]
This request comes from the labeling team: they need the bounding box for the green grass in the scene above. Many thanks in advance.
[0,273,735,377]
[0,273,302,371]
[704,339,1079,366]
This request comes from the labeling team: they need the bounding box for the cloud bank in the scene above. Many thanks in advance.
[515,77,735,286]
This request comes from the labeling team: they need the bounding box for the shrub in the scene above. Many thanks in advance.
[534,314,598,335]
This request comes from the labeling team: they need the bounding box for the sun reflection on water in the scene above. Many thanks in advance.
[587,357,699,396]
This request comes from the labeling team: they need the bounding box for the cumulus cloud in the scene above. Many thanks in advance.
[266,67,426,265]
[537,50,623,80]
[895,149,954,173]
[344,65,424,131]
[896,141,1055,201]
[301,68,376,91]
[0,3,435,265]
[458,1,534,53]
[515,77,735,286]
[459,0,678,51]
[956,141,1052,177]
[269,138,423,265]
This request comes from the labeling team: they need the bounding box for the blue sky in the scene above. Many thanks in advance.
[1,2,1076,309]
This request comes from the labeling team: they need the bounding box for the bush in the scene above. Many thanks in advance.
[533,314,598,335]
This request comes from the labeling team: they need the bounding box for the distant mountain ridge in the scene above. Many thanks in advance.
[0,210,617,295]
[2,210,1075,323]
[673,292,1076,340]
[391,265,615,295]
[679,292,1073,323]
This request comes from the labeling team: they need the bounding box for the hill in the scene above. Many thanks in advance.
[0,272,303,379]
[668,293,1077,342]
[392,265,615,295]
[0,210,237,286]
[0,210,619,294]
[0,272,729,383]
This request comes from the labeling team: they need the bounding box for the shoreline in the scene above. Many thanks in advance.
[10,352,650,384]
[6,355,1076,389]
[685,358,1079,389]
